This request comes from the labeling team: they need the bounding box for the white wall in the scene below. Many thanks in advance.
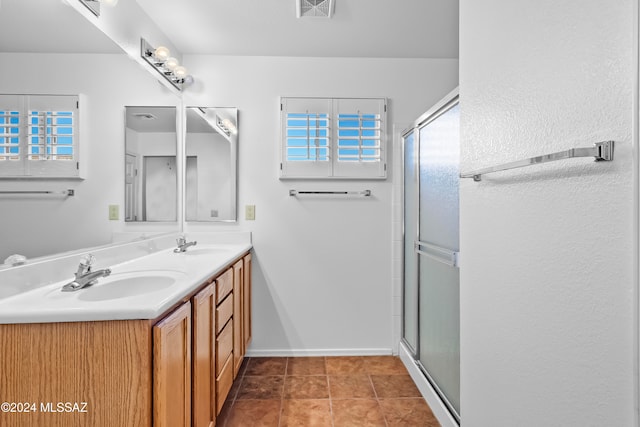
[185,132,232,220]
[459,1,635,425]
[183,56,458,354]
[0,53,180,261]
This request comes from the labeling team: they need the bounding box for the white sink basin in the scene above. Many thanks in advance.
[77,270,185,302]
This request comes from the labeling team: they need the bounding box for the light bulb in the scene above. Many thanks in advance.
[222,118,237,135]
[182,75,195,87]
[174,66,188,78]
[101,0,119,6]
[164,57,179,71]
[154,46,170,62]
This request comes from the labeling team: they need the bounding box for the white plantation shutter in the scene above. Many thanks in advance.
[0,95,24,176]
[333,98,385,178]
[281,97,332,178]
[0,94,79,178]
[280,97,386,179]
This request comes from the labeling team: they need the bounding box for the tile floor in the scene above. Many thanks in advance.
[216,356,441,427]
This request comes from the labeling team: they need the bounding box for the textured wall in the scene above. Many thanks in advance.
[459,0,635,425]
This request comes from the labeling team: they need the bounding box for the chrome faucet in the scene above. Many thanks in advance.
[61,254,111,292]
[174,236,197,253]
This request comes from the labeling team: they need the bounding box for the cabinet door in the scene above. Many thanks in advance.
[232,259,244,377]
[153,302,192,427]
[243,253,252,351]
[192,284,216,427]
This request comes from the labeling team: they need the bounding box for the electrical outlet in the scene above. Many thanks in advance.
[245,205,255,221]
[108,205,119,220]
[210,209,218,217]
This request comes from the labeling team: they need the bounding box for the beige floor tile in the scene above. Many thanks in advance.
[284,375,330,399]
[363,355,409,375]
[332,399,386,427]
[379,398,441,427]
[371,374,422,398]
[287,356,327,375]
[329,375,376,399]
[245,357,288,376]
[223,399,281,427]
[280,399,333,427]
[236,375,284,400]
[325,356,367,375]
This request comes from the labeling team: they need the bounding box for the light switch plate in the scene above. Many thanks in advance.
[245,205,255,220]
[108,204,119,220]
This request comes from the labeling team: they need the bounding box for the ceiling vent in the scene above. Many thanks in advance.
[296,0,335,18]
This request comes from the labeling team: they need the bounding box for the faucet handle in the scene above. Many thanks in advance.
[176,236,186,245]
[79,254,96,267]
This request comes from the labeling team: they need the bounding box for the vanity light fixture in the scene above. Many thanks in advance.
[140,38,195,91]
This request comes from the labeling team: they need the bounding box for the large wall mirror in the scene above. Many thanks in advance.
[185,107,238,222]
[125,106,178,222]
[0,1,181,262]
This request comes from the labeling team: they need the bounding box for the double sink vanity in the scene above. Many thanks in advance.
[0,232,252,427]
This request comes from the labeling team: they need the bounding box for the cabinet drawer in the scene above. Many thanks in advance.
[216,321,233,376]
[216,294,233,335]
[215,354,233,415]
[216,268,233,304]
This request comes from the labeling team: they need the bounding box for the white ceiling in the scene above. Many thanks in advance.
[136,0,459,58]
[0,0,458,59]
[0,0,121,53]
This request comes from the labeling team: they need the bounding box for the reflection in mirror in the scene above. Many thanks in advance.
[125,107,178,222]
[0,0,178,262]
[185,107,238,222]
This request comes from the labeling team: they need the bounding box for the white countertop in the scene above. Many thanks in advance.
[0,241,252,324]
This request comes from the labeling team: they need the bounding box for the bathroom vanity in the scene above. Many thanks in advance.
[0,233,251,427]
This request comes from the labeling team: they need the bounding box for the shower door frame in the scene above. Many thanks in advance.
[401,87,460,423]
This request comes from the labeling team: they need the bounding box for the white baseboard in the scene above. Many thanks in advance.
[245,348,394,357]
[398,342,459,427]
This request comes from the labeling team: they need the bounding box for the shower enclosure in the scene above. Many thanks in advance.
[402,88,460,421]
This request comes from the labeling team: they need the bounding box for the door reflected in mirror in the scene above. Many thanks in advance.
[125,106,178,222]
[185,107,238,222]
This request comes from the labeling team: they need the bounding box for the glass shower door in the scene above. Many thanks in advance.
[402,130,418,353]
[417,102,460,418]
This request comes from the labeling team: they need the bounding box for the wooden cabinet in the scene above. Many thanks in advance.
[0,250,251,427]
[153,301,192,427]
[215,321,234,413]
[232,259,244,377]
[0,320,152,427]
[192,283,216,427]
[216,268,233,304]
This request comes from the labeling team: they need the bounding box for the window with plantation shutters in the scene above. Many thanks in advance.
[280,97,386,179]
[0,94,80,178]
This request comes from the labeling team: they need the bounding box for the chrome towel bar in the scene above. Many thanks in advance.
[0,189,74,196]
[460,141,614,182]
[289,189,371,197]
